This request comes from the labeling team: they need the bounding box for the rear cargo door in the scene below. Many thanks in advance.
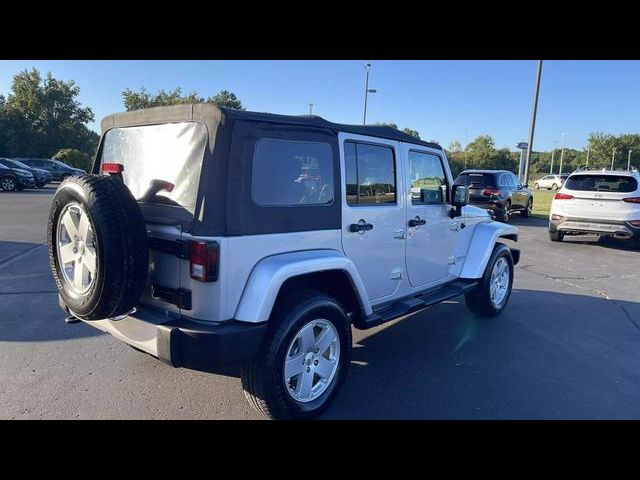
[560,174,639,221]
[457,173,495,202]
[99,121,208,315]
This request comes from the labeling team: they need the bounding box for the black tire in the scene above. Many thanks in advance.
[496,201,510,222]
[47,174,148,320]
[241,290,352,419]
[1,176,17,192]
[549,230,564,242]
[521,197,532,217]
[465,243,514,318]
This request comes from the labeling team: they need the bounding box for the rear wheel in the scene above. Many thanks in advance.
[496,201,510,222]
[549,230,564,242]
[465,243,514,317]
[241,291,352,419]
[1,176,17,192]
[48,174,148,320]
[521,197,532,217]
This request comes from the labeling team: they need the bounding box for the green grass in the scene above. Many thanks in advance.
[531,189,554,219]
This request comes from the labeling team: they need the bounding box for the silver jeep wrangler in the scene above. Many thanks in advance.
[48,104,520,419]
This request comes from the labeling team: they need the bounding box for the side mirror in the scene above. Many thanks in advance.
[449,184,468,218]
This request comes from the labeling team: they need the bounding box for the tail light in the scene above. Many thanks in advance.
[101,162,124,174]
[554,193,574,200]
[628,220,640,227]
[551,214,564,221]
[623,197,640,203]
[189,241,219,282]
[482,188,501,196]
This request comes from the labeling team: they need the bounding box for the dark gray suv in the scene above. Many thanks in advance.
[17,158,85,181]
[454,169,534,222]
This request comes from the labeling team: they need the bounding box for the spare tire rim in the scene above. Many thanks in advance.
[490,257,510,307]
[56,202,97,294]
[283,319,340,403]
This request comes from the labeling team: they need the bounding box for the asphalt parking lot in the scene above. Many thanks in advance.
[1,186,639,419]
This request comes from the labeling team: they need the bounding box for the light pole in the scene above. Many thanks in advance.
[362,62,377,125]
[628,150,633,171]
[559,133,567,175]
[586,147,590,168]
[550,141,557,174]
[611,147,617,170]
[517,142,528,181]
[308,103,313,115]
[523,60,543,186]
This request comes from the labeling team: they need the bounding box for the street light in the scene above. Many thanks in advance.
[550,141,557,174]
[308,103,314,115]
[523,60,543,186]
[628,150,632,171]
[363,62,377,125]
[559,133,567,175]
[611,147,617,170]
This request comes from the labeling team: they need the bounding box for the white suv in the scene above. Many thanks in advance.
[534,174,567,190]
[47,104,520,419]
[549,169,640,248]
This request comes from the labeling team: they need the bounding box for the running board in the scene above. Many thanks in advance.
[359,280,478,330]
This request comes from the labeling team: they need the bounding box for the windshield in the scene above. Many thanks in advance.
[100,122,207,213]
[7,159,32,170]
[564,175,637,192]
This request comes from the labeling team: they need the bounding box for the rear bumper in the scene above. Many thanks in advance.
[549,217,640,240]
[59,298,267,369]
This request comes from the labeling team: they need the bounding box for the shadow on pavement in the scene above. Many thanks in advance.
[508,215,548,229]
[322,289,640,419]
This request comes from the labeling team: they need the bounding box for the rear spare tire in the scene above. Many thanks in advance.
[47,174,148,320]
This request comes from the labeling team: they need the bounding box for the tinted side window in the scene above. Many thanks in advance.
[409,151,447,205]
[252,138,334,206]
[345,141,396,206]
[510,174,520,186]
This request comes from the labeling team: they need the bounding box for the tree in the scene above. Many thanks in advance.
[0,68,98,158]
[402,128,421,139]
[206,90,245,110]
[54,148,93,171]
[122,87,246,112]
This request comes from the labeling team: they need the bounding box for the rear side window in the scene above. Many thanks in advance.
[408,150,447,205]
[252,138,334,206]
[455,173,496,188]
[345,141,396,206]
[564,175,638,192]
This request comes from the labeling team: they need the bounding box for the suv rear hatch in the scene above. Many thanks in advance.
[558,174,640,221]
[99,121,208,316]
[455,172,497,202]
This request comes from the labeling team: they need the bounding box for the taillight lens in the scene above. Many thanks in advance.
[482,188,501,196]
[623,197,640,203]
[628,220,640,227]
[101,162,124,174]
[554,193,574,200]
[551,214,564,221]
[189,241,219,282]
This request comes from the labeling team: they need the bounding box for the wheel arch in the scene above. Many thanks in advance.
[234,250,372,324]
[459,221,519,279]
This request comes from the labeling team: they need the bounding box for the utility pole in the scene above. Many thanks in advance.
[523,60,543,186]
[628,150,633,171]
[362,62,377,125]
[611,147,617,170]
[549,145,556,174]
[559,133,567,175]
[586,147,590,168]
[308,103,313,115]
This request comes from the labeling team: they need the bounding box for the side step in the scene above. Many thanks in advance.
[359,279,478,330]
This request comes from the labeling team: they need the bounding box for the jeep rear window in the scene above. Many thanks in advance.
[100,122,207,213]
[564,175,637,192]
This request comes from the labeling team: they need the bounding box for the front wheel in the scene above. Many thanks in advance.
[465,243,514,317]
[241,291,352,419]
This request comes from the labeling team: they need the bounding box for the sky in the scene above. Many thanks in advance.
[1,60,639,152]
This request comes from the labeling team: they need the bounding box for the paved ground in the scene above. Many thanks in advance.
[1,186,639,419]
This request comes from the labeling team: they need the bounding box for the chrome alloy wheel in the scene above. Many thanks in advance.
[1,177,16,191]
[283,319,340,403]
[490,257,510,307]
[56,202,97,294]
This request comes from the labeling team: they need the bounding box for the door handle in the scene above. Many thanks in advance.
[408,216,426,227]
[349,221,374,233]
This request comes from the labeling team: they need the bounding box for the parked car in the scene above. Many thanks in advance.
[549,169,640,248]
[454,169,533,222]
[0,158,36,190]
[0,163,21,191]
[0,158,52,187]
[16,158,85,181]
[48,104,520,419]
[533,174,567,190]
